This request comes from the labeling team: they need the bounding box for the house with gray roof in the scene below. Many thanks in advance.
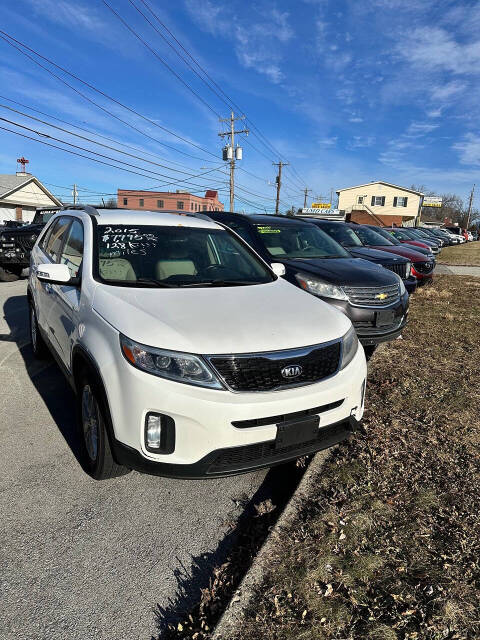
[0,173,62,223]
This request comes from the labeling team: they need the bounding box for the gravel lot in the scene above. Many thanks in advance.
[0,279,267,640]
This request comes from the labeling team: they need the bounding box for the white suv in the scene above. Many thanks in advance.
[28,207,366,480]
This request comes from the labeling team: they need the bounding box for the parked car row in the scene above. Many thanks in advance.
[4,205,473,482]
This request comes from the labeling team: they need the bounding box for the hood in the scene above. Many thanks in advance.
[92,277,352,355]
[283,256,399,287]
[400,239,430,250]
[0,224,44,238]
[347,246,408,264]
[366,245,429,262]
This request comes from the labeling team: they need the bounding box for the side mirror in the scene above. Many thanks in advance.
[36,263,75,285]
[271,262,286,277]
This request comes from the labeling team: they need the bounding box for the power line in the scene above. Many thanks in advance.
[101,0,222,118]
[0,122,227,192]
[0,30,219,161]
[0,102,226,181]
[0,94,213,172]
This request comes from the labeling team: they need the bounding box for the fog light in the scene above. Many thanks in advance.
[144,412,176,454]
[146,414,162,449]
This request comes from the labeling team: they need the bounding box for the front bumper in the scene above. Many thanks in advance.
[112,415,361,478]
[101,337,367,477]
[321,292,409,347]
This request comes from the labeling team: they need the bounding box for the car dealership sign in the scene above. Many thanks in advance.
[311,202,331,209]
[423,196,443,208]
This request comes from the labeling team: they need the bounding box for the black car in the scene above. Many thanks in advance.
[208,212,409,348]
[0,207,60,279]
[302,218,417,294]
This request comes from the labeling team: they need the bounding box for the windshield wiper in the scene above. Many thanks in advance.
[179,279,257,287]
[134,278,176,288]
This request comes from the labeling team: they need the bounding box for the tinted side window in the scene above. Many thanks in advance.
[44,217,71,263]
[227,222,256,246]
[60,220,84,277]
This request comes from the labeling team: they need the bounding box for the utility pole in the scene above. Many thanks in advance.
[273,161,289,215]
[72,183,78,205]
[218,112,249,212]
[466,183,475,229]
[303,187,312,209]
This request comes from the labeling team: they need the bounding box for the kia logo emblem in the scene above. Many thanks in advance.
[281,365,303,379]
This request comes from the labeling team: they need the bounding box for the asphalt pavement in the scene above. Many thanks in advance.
[0,279,267,640]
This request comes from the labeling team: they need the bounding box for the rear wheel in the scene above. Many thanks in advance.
[76,372,130,480]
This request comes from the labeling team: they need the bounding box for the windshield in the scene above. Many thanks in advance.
[311,222,363,248]
[352,226,394,247]
[95,224,274,287]
[32,211,57,225]
[370,227,402,245]
[390,229,417,241]
[253,222,350,258]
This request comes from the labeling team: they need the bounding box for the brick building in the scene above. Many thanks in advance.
[117,189,224,213]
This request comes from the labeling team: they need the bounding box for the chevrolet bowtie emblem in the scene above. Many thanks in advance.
[375,292,388,300]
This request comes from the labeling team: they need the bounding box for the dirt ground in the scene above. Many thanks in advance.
[438,242,480,265]
[237,276,480,640]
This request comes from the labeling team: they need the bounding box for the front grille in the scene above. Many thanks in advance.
[0,235,36,252]
[207,420,353,474]
[342,284,400,307]
[383,262,407,279]
[208,341,341,392]
[413,261,434,275]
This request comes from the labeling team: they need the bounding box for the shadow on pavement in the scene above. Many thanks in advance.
[152,461,305,638]
[1,293,83,465]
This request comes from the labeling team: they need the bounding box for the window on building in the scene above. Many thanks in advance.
[195,203,198,211]
[191,202,194,210]
[357,196,364,204]
[371,196,385,206]
[393,196,408,207]
[157,200,164,208]
[203,205,207,211]
[177,201,184,210]
[123,198,128,206]
[139,198,144,207]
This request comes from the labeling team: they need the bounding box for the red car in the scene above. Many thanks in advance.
[354,225,435,282]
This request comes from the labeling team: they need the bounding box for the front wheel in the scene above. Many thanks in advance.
[29,303,48,359]
[76,374,130,480]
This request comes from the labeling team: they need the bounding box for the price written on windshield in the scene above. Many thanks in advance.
[101,226,158,257]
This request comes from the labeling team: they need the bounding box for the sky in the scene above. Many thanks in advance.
[1,0,480,212]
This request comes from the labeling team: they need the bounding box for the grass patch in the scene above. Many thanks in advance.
[438,242,480,265]
[238,276,480,640]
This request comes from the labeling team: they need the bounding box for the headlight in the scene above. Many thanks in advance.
[405,261,411,278]
[295,272,347,300]
[120,334,224,389]
[340,325,359,370]
[393,273,406,296]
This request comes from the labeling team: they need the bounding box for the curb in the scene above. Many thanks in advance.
[212,448,334,640]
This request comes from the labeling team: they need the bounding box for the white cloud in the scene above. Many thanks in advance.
[184,1,293,84]
[405,122,439,137]
[318,136,338,146]
[453,133,480,165]
[25,0,106,33]
[397,27,480,75]
[349,116,363,123]
[348,136,375,149]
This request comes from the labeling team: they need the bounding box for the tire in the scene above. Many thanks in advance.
[76,371,130,480]
[0,266,19,282]
[29,303,48,359]
[8,265,24,277]
[364,345,377,361]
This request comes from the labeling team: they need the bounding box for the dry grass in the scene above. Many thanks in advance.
[438,242,480,265]
[238,276,480,640]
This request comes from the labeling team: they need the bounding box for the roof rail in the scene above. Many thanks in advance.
[61,204,99,216]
